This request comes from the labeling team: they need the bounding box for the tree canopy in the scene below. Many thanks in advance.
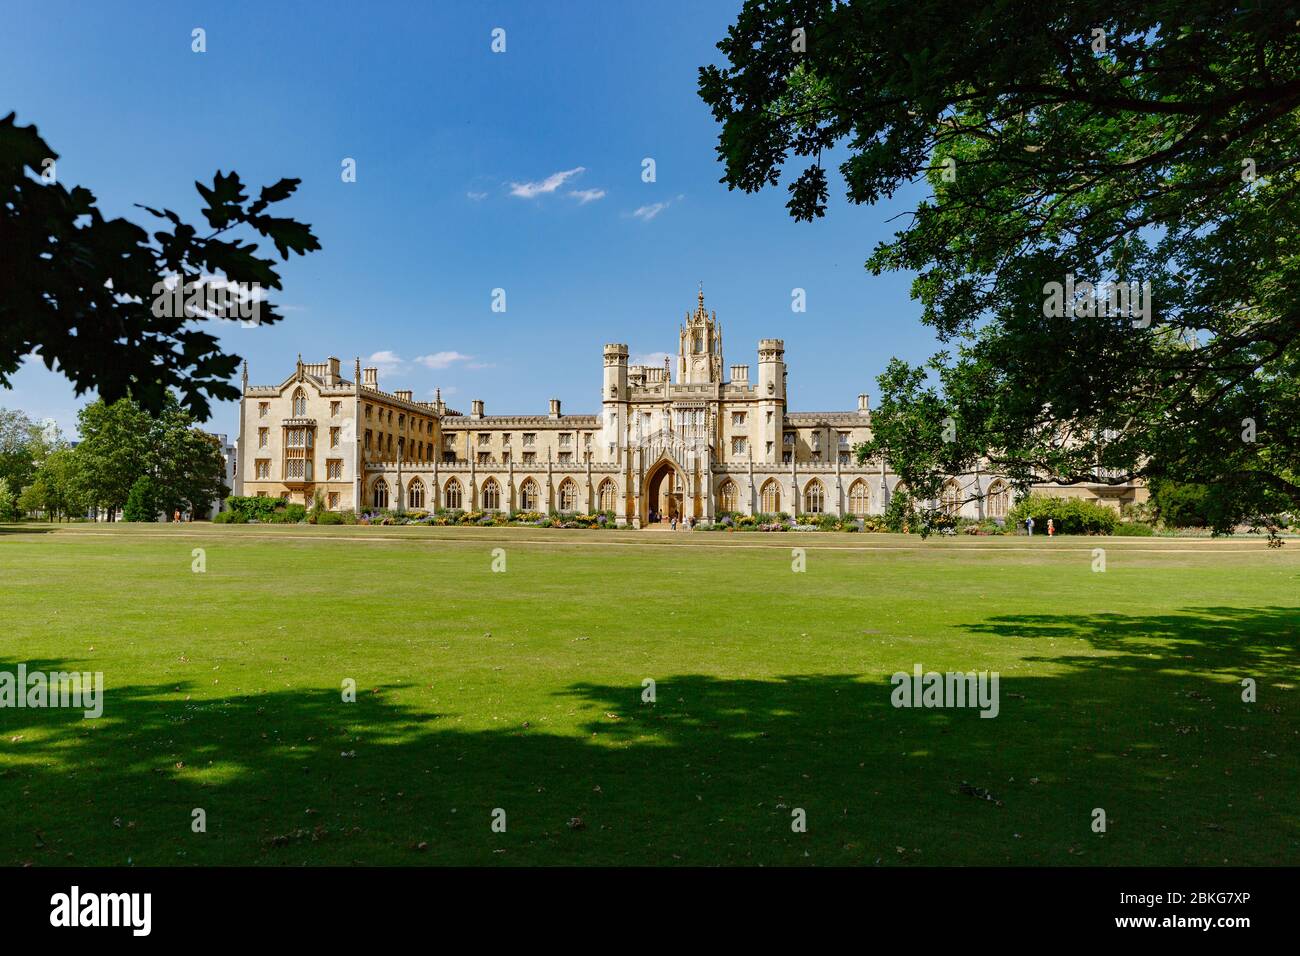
[699,0,1300,533]
[72,394,227,518]
[0,113,320,420]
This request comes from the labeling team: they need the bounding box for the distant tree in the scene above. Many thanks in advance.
[122,475,161,522]
[72,398,153,518]
[151,394,228,517]
[20,447,85,521]
[0,113,320,420]
[70,394,226,519]
[0,477,21,522]
[0,407,42,491]
[700,1,1300,535]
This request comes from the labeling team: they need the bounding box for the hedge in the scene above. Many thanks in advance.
[1007,494,1119,534]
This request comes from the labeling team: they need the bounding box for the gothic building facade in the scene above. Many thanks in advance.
[235,290,1145,525]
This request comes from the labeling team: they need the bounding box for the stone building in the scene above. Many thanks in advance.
[236,289,1144,525]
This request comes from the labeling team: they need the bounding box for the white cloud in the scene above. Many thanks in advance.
[509,166,586,199]
[367,350,406,374]
[631,351,672,368]
[568,188,606,204]
[630,201,669,221]
[466,191,488,201]
[415,351,473,370]
[466,361,497,370]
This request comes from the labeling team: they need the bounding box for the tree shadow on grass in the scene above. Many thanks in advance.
[0,604,1295,867]
[960,606,1299,676]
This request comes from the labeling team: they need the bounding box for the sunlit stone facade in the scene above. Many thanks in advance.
[236,290,1145,525]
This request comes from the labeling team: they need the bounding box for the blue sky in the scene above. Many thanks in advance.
[2,0,938,440]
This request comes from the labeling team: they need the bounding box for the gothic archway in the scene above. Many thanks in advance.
[643,458,687,526]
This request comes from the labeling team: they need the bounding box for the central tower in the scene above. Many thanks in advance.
[677,287,723,385]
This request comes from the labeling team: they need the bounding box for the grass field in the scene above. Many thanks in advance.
[0,523,1296,866]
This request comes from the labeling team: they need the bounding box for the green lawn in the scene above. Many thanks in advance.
[1,523,1296,866]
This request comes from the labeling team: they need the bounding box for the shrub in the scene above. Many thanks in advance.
[1113,521,1156,536]
[961,518,1009,536]
[1120,499,1156,525]
[316,511,345,525]
[123,476,161,522]
[882,490,916,533]
[306,490,326,524]
[1008,494,1119,535]
[225,496,289,522]
[1149,479,1211,528]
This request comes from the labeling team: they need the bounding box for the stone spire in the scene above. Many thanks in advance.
[680,284,723,385]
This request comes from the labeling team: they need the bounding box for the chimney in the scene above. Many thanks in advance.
[549,398,561,418]
[730,364,749,382]
[858,394,870,415]
[363,367,378,388]
[395,389,413,402]
[326,357,341,384]
[471,400,484,418]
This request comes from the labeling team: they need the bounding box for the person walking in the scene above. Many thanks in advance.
[671,516,677,531]
[1047,517,1055,537]
[1026,515,1035,537]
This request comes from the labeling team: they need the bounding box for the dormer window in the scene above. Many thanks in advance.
[292,388,306,417]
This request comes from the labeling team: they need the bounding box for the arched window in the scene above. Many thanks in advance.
[804,479,825,514]
[558,478,578,512]
[986,480,1010,518]
[444,477,463,510]
[482,478,500,511]
[718,479,738,512]
[941,479,962,516]
[597,479,616,512]
[519,479,539,511]
[372,478,388,509]
[760,479,781,514]
[848,480,870,516]
[292,387,307,417]
[408,478,425,510]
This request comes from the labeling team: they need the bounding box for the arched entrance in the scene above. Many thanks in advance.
[643,458,687,526]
